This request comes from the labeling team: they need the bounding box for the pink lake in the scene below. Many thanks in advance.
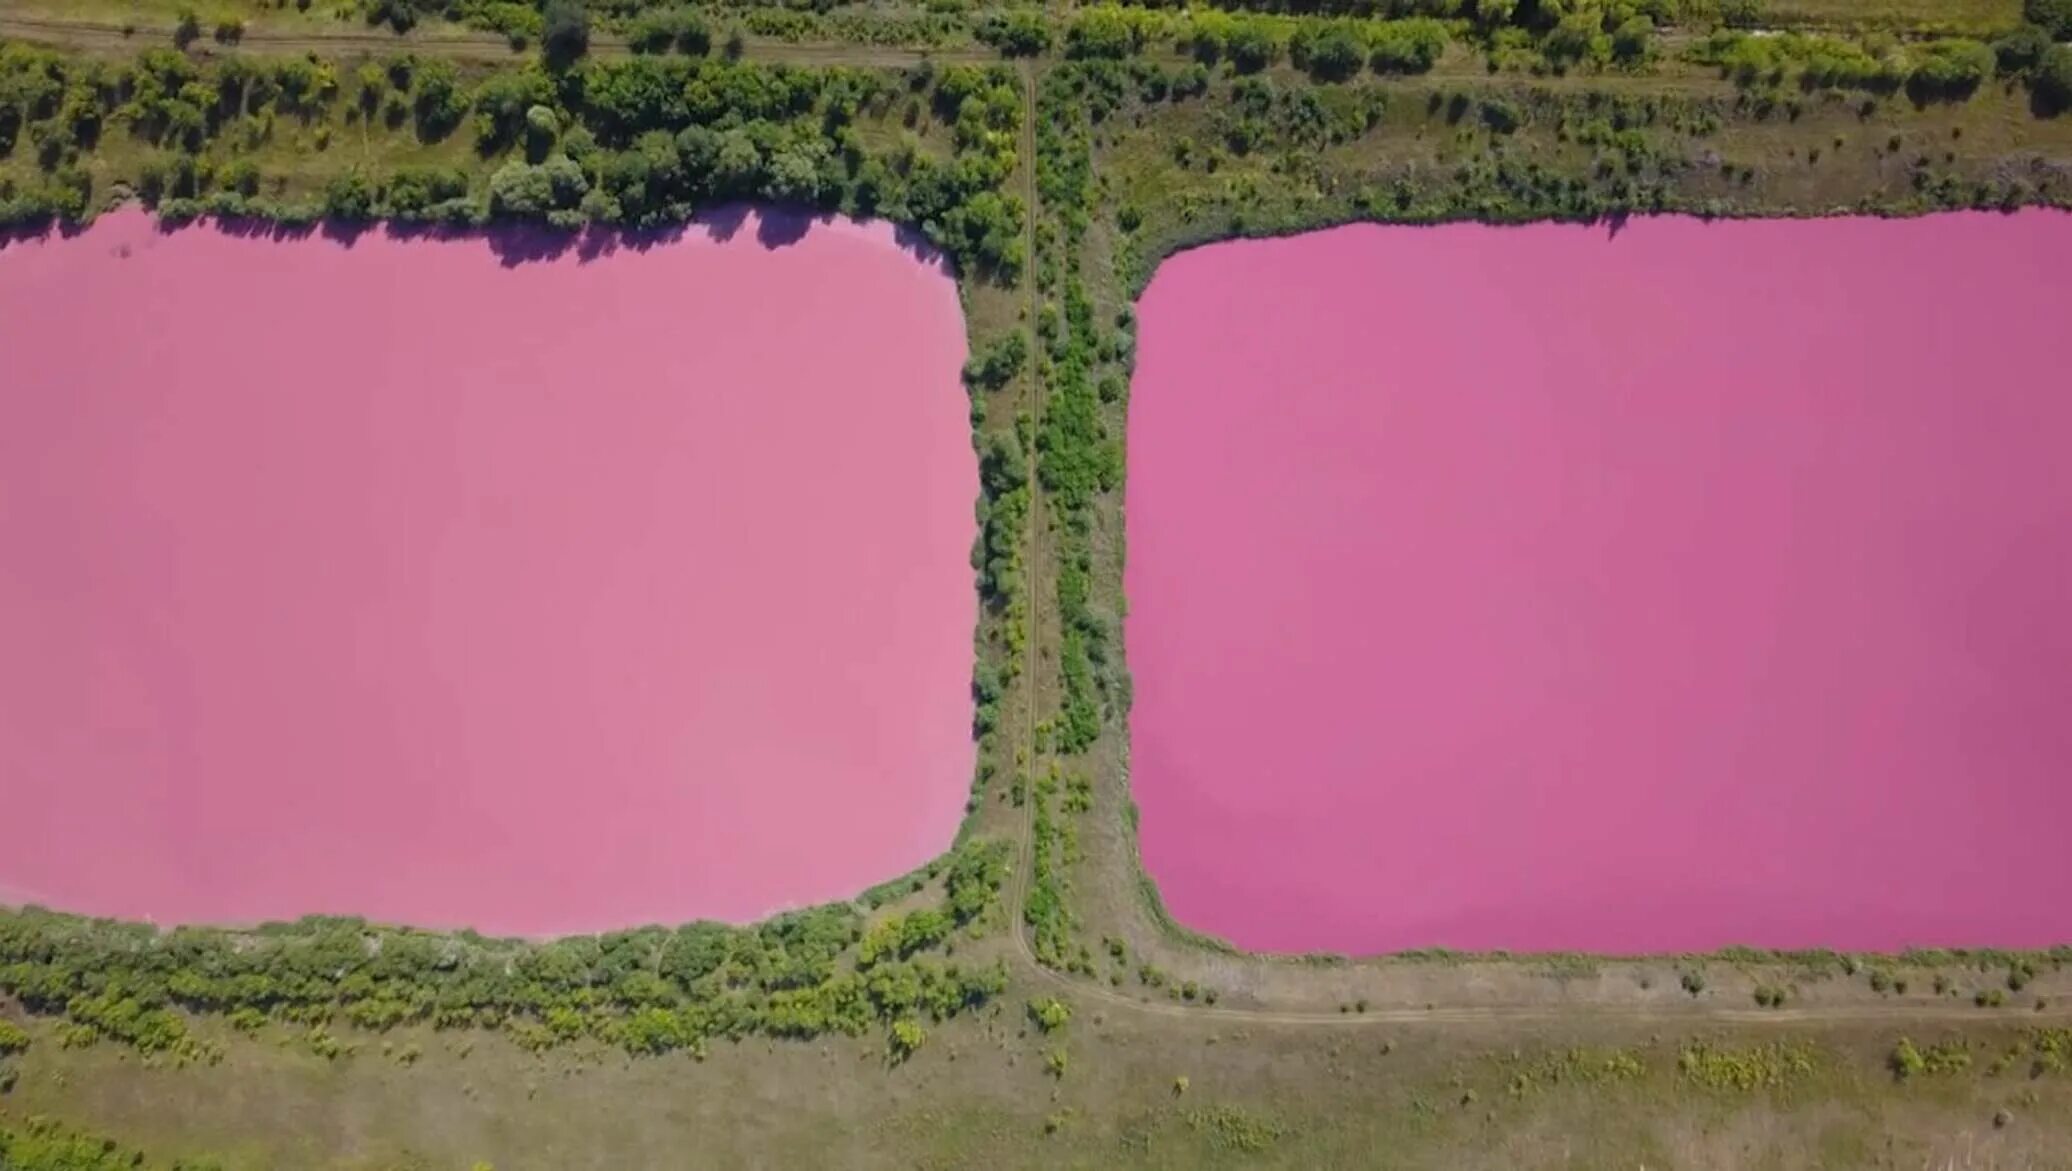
[1126,212,2072,955]
[0,207,976,937]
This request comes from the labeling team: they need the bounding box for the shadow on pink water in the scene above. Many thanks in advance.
[0,207,976,937]
[1126,212,2072,955]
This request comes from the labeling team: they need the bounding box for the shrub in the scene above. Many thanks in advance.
[1994,24,2051,75]
[2027,0,2072,40]
[888,1018,925,1061]
[977,10,1051,57]
[1029,997,1072,1033]
[2035,45,2072,115]
[1065,8,1143,60]
[1890,1037,1926,1079]
[1906,39,1994,102]
[542,0,590,69]
[1370,19,1448,74]
[1680,969,1706,996]
[0,1019,29,1055]
[1480,97,1522,133]
[1291,22,1367,81]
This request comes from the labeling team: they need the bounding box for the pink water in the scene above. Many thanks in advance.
[0,207,976,936]
[1126,213,2072,955]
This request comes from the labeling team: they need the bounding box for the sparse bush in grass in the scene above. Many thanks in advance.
[1752,984,1788,1008]
[1044,1046,1070,1078]
[0,1019,29,1055]
[1977,988,2007,1008]
[888,1018,926,1061]
[1028,997,1072,1033]
[1678,1040,1816,1091]
[1680,969,1707,996]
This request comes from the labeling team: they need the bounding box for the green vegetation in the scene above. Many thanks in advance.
[1676,1039,1819,1091]
[0,45,1025,281]
[0,835,1012,1062]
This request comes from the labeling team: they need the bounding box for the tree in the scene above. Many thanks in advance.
[1369,19,1448,75]
[1907,39,1994,102]
[322,171,376,220]
[1994,24,2051,74]
[542,0,590,70]
[2026,0,2072,40]
[1065,8,1142,60]
[412,57,466,140]
[977,10,1051,57]
[1292,22,1367,81]
[2036,44,2072,114]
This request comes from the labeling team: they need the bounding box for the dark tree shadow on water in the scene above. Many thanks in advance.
[41,198,954,276]
[0,216,91,252]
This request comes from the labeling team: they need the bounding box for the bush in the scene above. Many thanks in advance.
[629,9,710,57]
[0,1019,29,1055]
[2027,0,2072,40]
[542,0,590,69]
[1292,22,1367,81]
[1680,970,1706,996]
[977,10,1051,57]
[2035,45,2072,115]
[1368,19,1448,75]
[1994,24,2051,75]
[1028,997,1071,1032]
[1906,39,1994,102]
[1480,97,1521,133]
[1065,8,1143,60]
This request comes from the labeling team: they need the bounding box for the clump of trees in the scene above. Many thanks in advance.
[0,46,1031,282]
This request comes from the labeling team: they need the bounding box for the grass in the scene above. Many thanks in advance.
[1755,0,2024,36]
[7,1009,2072,1168]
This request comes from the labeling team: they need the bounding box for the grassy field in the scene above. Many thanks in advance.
[5,2,2072,1165]
[9,1005,2072,1168]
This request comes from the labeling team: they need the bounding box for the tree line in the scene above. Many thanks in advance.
[0,839,1013,1062]
[0,46,1028,281]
